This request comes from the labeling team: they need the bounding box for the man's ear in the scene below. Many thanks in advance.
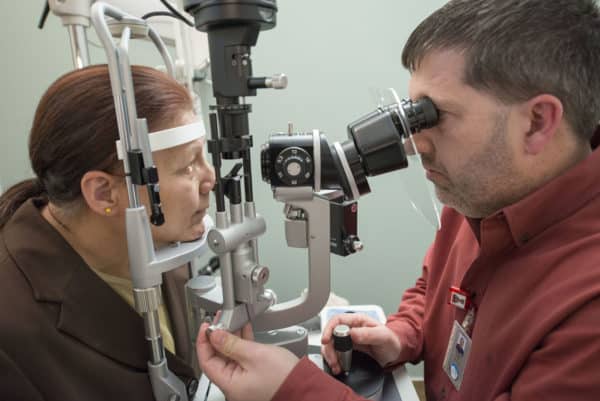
[80,171,123,217]
[521,94,563,155]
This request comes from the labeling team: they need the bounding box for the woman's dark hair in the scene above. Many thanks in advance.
[0,64,193,228]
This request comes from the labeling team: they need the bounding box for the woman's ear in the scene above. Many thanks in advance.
[80,171,123,217]
[520,94,563,155]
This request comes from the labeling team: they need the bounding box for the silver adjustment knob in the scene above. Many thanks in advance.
[251,266,270,285]
[260,289,277,306]
[353,240,364,252]
[266,74,288,89]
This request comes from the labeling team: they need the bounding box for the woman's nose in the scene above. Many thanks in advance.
[199,164,216,194]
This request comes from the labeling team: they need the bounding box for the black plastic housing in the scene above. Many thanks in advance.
[183,0,277,98]
[348,107,409,176]
[183,0,277,32]
[329,199,359,257]
[261,133,339,190]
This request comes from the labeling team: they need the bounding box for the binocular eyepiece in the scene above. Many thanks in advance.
[261,96,438,200]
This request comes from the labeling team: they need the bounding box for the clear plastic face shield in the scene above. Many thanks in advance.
[376,88,442,229]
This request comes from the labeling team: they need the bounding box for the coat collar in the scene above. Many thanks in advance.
[3,199,194,378]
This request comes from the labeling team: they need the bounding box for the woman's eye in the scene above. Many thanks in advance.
[179,154,204,175]
[179,163,194,175]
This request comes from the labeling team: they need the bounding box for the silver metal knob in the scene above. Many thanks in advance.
[251,266,270,285]
[266,74,288,89]
[353,240,364,252]
[261,289,278,306]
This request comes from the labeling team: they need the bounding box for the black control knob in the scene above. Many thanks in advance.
[274,147,313,186]
[343,235,363,255]
[333,324,353,375]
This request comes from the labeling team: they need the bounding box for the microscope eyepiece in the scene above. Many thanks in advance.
[260,96,439,201]
[399,96,438,134]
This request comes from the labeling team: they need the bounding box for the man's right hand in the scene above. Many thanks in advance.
[196,322,299,401]
[321,313,402,374]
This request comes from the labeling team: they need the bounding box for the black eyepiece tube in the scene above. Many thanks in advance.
[347,108,409,177]
[401,96,438,133]
[347,97,438,178]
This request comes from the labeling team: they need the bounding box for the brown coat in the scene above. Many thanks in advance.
[0,199,198,401]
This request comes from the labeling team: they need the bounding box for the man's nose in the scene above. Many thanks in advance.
[408,132,435,157]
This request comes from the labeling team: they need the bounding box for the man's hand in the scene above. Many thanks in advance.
[321,313,402,374]
[196,322,299,401]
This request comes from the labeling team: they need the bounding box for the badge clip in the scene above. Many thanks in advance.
[448,286,471,310]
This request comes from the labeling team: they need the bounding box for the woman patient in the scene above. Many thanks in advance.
[0,65,214,401]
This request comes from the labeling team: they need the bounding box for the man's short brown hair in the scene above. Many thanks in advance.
[402,0,600,141]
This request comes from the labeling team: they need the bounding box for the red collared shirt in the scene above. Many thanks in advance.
[273,148,600,401]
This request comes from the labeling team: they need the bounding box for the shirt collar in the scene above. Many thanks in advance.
[461,147,600,251]
[501,147,600,247]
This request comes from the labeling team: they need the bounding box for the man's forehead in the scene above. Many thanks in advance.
[408,50,467,107]
[410,49,465,81]
[409,79,465,112]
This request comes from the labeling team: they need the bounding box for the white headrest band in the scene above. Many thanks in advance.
[116,121,206,160]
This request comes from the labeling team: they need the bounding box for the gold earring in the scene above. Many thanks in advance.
[104,207,112,215]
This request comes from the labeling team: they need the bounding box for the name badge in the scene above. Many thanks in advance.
[442,320,472,390]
